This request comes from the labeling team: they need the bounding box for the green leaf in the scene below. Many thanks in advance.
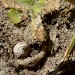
[14,0,45,14]
[15,0,35,5]
[8,8,21,24]
[31,0,45,14]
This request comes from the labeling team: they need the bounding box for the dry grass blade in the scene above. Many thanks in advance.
[61,33,75,62]
[50,33,75,75]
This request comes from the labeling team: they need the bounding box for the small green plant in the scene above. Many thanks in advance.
[5,0,46,24]
[3,0,59,40]
[2,0,60,24]
[4,0,46,38]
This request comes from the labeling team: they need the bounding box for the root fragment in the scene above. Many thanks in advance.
[9,45,47,68]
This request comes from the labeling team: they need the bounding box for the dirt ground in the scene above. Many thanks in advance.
[0,0,75,75]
